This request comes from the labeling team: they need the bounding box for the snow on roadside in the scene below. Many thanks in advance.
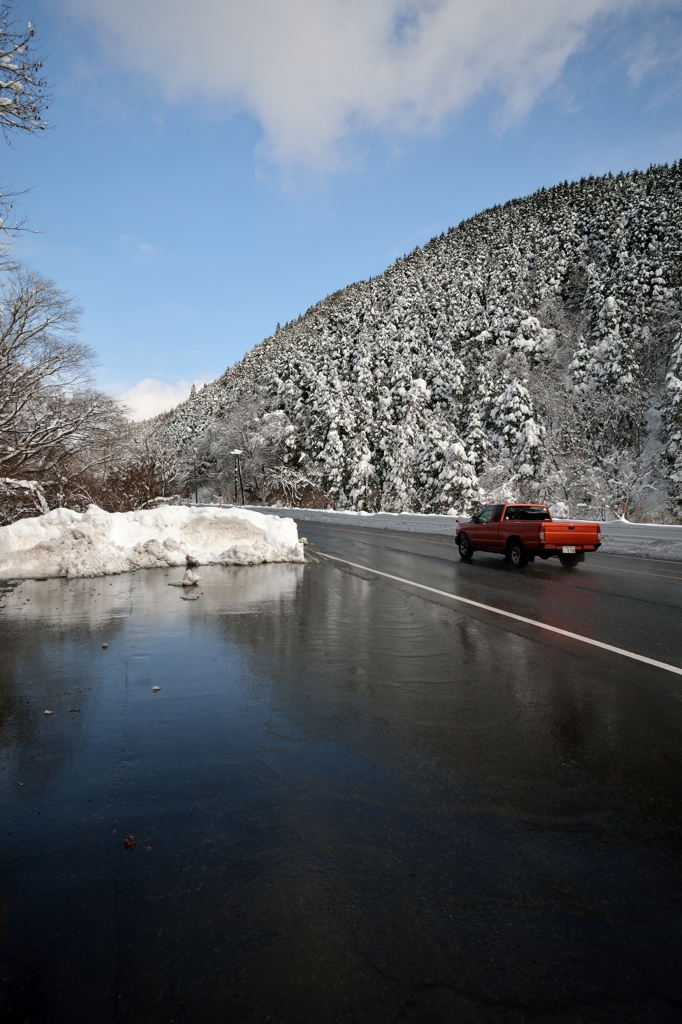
[0,505,304,580]
[597,521,682,561]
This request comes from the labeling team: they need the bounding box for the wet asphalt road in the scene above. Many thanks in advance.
[300,521,682,671]
[1,525,682,1023]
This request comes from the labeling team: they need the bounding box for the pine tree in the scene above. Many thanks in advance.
[663,332,682,516]
[151,161,682,521]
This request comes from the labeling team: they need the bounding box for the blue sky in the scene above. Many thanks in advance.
[4,0,682,417]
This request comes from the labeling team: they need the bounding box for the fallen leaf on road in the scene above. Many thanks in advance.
[69,708,82,713]
[123,836,139,851]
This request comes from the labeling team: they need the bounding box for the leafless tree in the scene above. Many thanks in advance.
[66,432,181,514]
[0,9,125,524]
[528,367,664,520]
[0,5,49,238]
[0,269,129,522]
[188,398,325,505]
[0,6,47,140]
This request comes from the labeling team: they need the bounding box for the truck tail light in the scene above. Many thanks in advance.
[597,526,601,542]
[539,528,545,542]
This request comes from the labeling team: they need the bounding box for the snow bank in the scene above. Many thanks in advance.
[597,520,682,561]
[0,505,304,580]
[242,505,462,537]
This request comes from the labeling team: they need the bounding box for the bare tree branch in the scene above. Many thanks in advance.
[0,5,50,249]
[0,6,48,143]
[0,269,133,519]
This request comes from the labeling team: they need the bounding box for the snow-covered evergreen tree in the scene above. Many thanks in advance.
[148,161,682,520]
[663,331,682,516]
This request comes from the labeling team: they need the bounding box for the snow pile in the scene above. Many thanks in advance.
[0,505,304,580]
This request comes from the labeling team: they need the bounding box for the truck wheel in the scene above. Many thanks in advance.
[507,539,527,568]
[559,553,580,568]
[458,534,473,560]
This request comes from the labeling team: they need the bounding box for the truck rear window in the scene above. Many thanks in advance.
[504,506,551,521]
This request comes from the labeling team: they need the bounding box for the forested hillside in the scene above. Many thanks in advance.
[152,161,682,521]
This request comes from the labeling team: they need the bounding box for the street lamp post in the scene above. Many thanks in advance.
[230,449,245,505]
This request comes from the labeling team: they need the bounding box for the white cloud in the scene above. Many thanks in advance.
[67,0,660,170]
[117,376,212,421]
[119,235,157,257]
[625,13,682,87]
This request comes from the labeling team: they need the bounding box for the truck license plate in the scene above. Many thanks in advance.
[562,545,576,554]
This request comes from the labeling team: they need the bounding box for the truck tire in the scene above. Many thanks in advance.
[507,539,527,568]
[458,533,473,561]
[559,553,580,568]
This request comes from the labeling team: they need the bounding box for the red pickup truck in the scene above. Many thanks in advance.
[455,504,601,568]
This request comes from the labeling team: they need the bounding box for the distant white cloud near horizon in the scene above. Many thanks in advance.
[117,377,213,421]
[67,0,668,170]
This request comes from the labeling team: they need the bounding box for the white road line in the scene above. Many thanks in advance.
[319,551,682,677]
[306,523,682,582]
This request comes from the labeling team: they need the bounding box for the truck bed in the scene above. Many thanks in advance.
[537,520,602,554]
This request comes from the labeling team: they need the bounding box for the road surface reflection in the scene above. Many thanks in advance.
[1,561,681,1023]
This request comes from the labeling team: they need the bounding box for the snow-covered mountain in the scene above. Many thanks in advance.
[152,161,682,520]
